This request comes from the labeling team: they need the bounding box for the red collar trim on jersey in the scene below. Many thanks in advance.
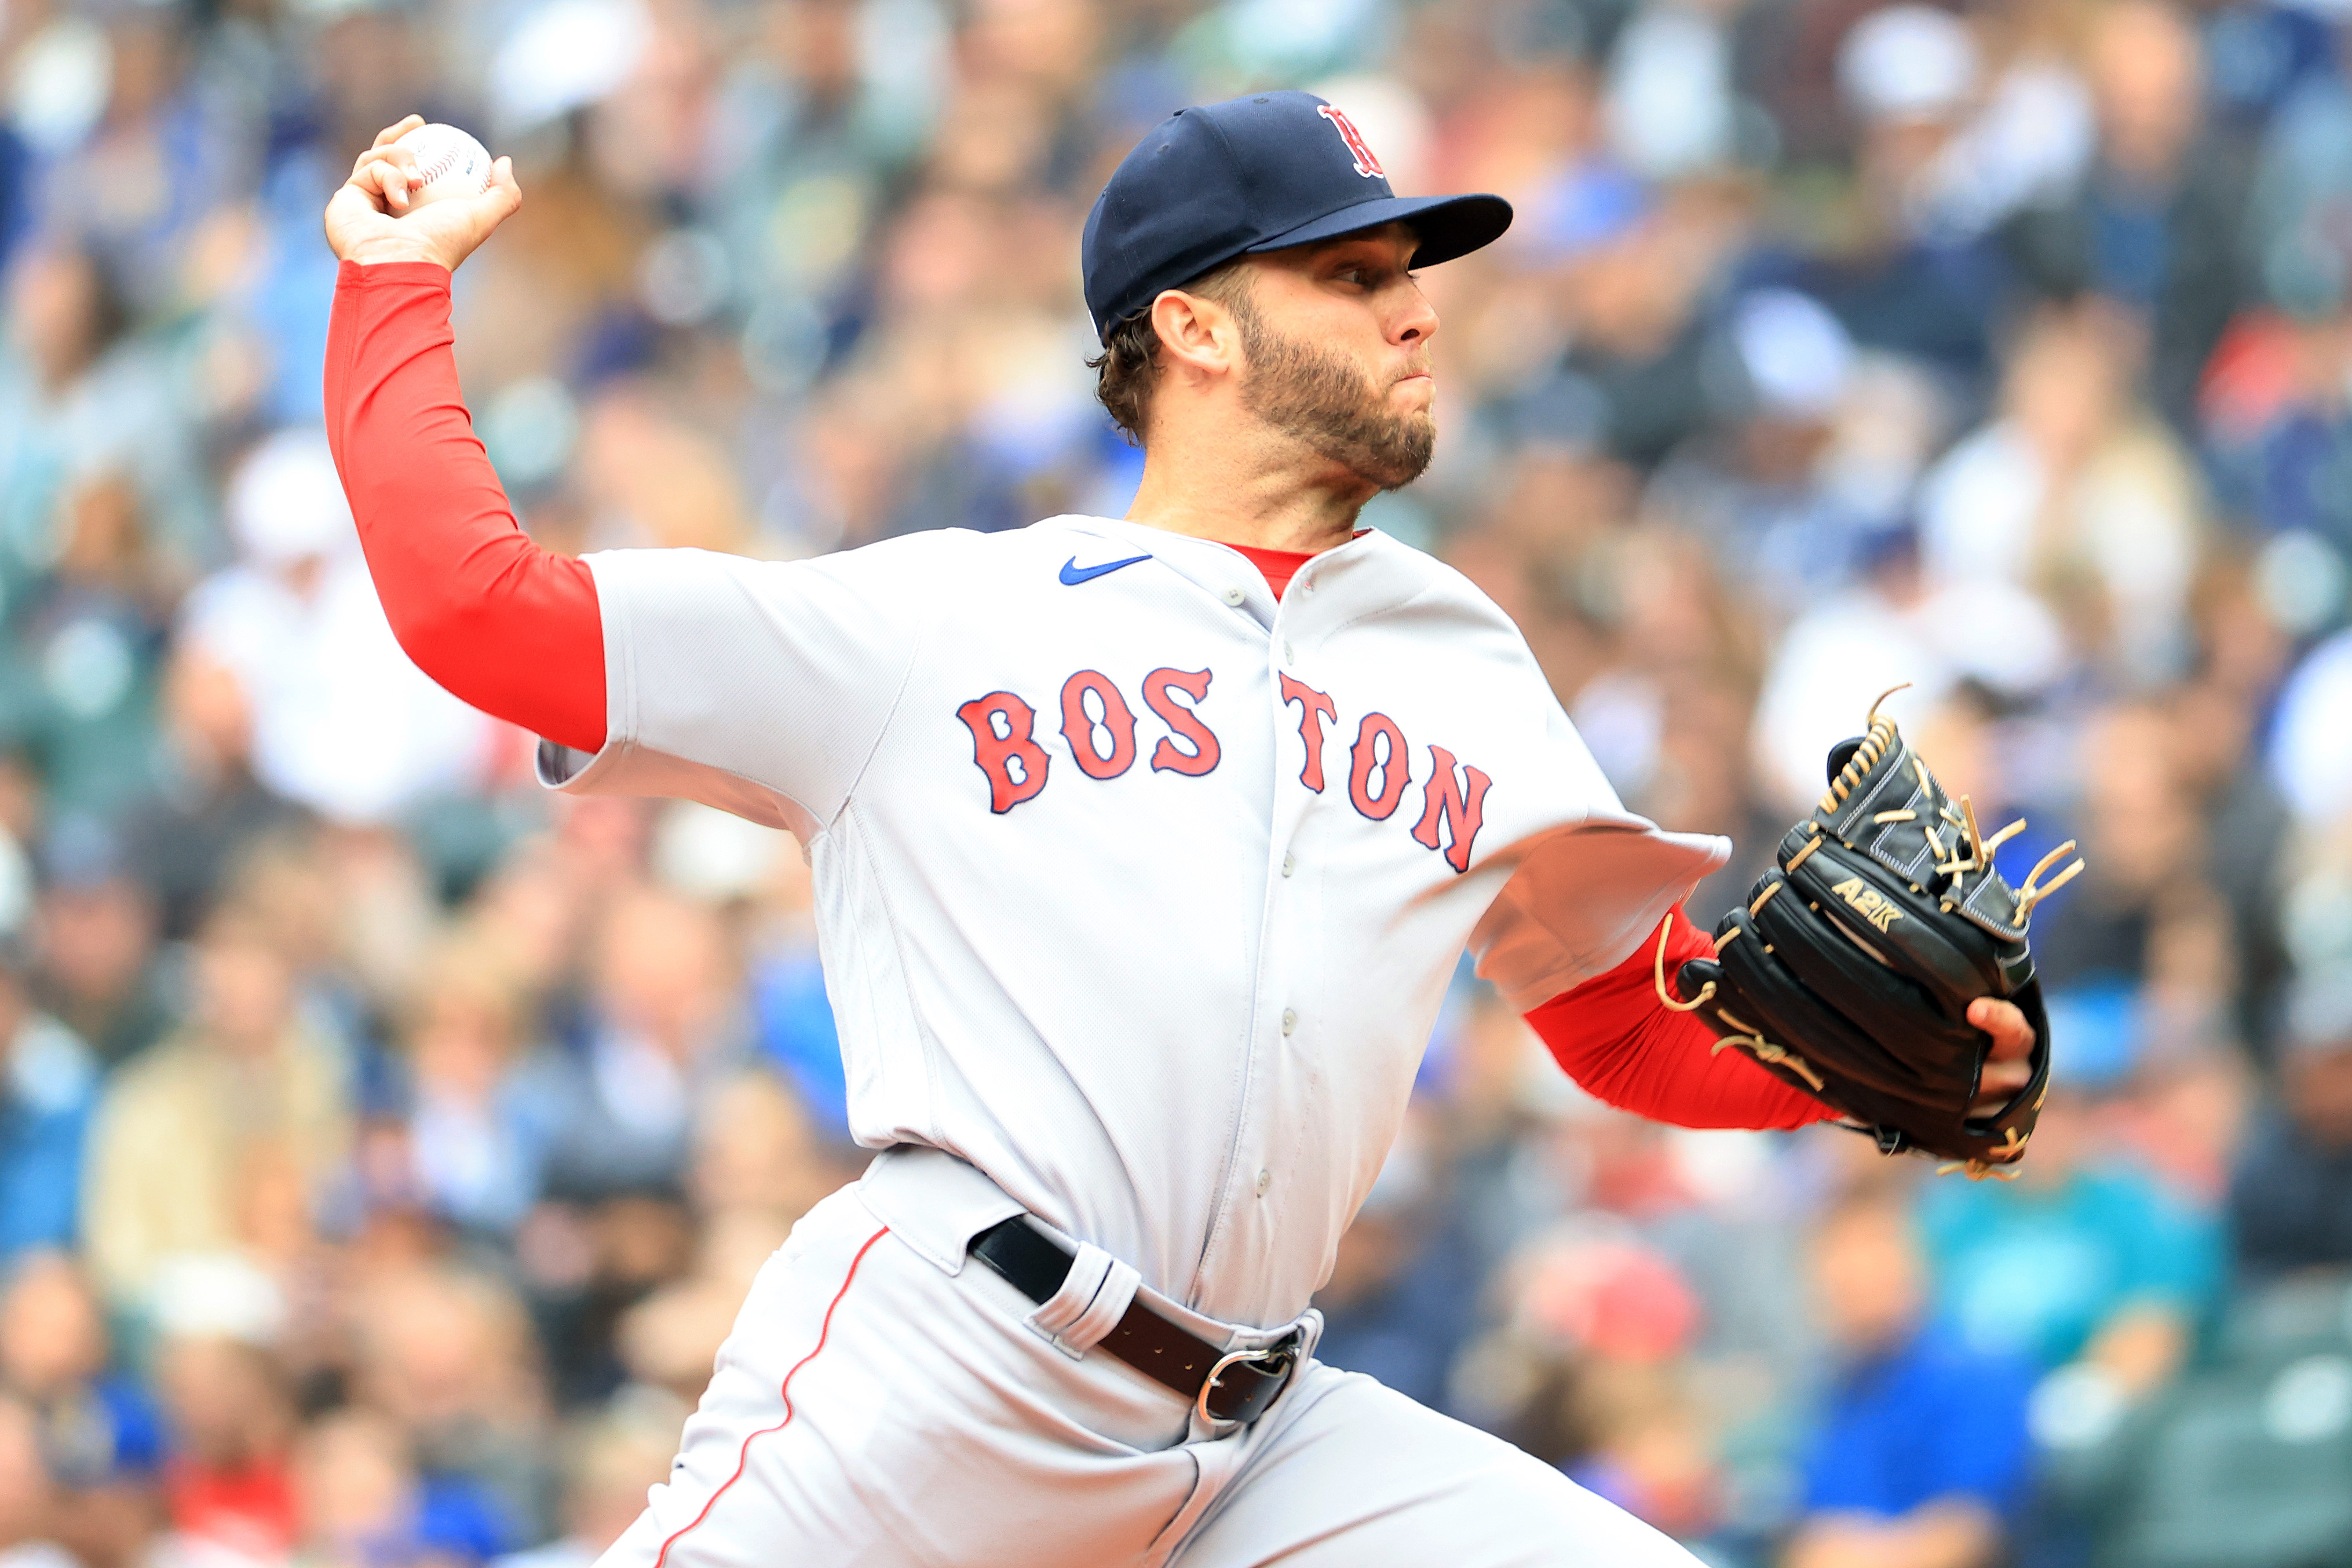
[1222,532,1366,600]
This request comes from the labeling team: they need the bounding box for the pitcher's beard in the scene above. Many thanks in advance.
[1233,300,1435,491]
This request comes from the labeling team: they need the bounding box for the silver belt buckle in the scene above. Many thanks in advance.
[1194,1339,1299,1425]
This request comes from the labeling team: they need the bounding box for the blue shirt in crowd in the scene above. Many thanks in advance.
[1802,1326,2036,1519]
[1919,1164,2222,1369]
[0,1015,98,1263]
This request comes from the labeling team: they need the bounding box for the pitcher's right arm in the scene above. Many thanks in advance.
[322,116,605,754]
[321,117,928,827]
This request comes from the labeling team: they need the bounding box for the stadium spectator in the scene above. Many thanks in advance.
[488,1405,677,1568]
[2229,975,2352,1278]
[0,1392,67,1568]
[392,936,545,1238]
[2010,0,2247,430]
[684,1069,845,1228]
[1309,1117,1478,1412]
[0,239,206,598]
[1916,301,2209,686]
[80,906,349,1306]
[28,838,169,1071]
[0,955,95,1264]
[346,1264,549,1551]
[1785,1191,2034,1568]
[152,1331,297,1565]
[119,646,303,944]
[178,430,487,828]
[517,887,748,1204]
[1918,1090,2220,1387]
[293,1407,505,1568]
[0,1256,160,1568]
[613,1207,792,1406]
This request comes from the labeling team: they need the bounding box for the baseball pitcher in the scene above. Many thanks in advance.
[322,93,2051,1568]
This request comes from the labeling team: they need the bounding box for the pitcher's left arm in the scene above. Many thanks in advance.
[1525,907,1832,1130]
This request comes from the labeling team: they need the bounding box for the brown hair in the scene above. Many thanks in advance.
[1087,259,1254,444]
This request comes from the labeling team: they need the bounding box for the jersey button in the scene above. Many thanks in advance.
[1280,853,1296,878]
[1221,586,1246,606]
[1280,1008,1298,1035]
[1254,1168,1271,1196]
[1283,641,1296,664]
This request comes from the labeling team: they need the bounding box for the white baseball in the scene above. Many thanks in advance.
[390,123,492,206]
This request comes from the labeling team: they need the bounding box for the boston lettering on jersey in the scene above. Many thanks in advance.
[956,667,1491,873]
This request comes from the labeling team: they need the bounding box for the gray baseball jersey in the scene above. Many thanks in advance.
[542,515,1725,1329]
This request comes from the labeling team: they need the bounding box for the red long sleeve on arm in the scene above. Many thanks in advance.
[1525,906,1834,1131]
[323,259,607,754]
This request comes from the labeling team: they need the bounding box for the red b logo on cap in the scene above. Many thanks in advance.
[1317,104,1384,179]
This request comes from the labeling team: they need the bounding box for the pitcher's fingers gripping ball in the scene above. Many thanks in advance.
[1664,686,2085,1179]
[383,122,492,212]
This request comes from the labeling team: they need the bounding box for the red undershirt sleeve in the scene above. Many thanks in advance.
[323,259,607,754]
[1524,906,1834,1131]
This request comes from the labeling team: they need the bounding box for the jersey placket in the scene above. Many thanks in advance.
[1188,547,1347,1313]
[1050,517,1306,1317]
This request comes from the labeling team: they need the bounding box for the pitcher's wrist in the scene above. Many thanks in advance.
[344,235,452,269]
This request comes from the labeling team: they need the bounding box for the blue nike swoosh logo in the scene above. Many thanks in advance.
[1058,553,1152,586]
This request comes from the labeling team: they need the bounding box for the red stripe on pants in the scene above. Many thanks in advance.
[651,1225,891,1568]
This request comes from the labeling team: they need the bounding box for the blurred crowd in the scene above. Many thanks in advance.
[1,0,2351,1566]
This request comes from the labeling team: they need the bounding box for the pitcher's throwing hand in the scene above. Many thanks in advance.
[324,114,521,273]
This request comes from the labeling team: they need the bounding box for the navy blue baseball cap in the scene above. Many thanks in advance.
[1082,91,1513,341]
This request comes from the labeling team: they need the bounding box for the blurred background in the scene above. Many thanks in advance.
[0,0,2349,1565]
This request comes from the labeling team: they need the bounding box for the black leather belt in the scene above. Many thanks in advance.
[968,1216,1301,1425]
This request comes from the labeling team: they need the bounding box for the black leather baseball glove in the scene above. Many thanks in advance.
[1663,692,2083,1176]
